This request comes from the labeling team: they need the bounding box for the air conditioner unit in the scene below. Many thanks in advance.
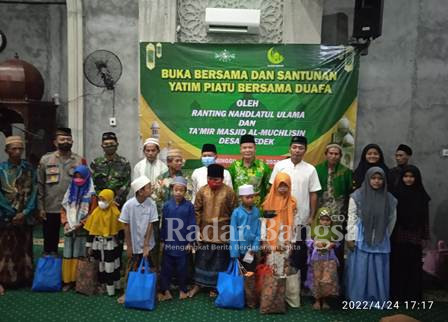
[205,8,261,34]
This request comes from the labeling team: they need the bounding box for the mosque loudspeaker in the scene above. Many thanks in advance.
[352,0,383,40]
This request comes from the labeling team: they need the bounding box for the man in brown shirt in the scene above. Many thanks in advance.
[189,164,238,297]
[37,128,86,255]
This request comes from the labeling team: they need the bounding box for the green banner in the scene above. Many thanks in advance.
[140,43,359,168]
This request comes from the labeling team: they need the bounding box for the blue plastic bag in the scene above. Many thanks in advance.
[125,258,156,311]
[32,256,62,292]
[215,258,245,309]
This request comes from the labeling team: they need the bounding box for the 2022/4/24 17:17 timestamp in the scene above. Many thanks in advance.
[342,301,434,310]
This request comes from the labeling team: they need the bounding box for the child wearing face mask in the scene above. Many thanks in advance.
[189,164,238,298]
[60,165,97,291]
[84,189,124,296]
[190,143,233,203]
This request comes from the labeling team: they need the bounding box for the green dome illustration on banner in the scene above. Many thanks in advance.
[139,43,359,168]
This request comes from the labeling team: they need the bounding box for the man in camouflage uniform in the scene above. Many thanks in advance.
[90,132,131,272]
[90,132,131,208]
[38,128,86,256]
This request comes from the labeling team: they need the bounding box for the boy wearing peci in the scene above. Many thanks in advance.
[117,176,158,304]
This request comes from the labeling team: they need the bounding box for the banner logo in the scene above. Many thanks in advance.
[267,47,284,64]
[215,49,236,63]
[140,43,359,168]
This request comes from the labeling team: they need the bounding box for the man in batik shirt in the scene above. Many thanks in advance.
[228,134,271,208]
[0,136,37,295]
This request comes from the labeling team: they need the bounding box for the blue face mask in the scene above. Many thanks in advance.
[201,156,215,167]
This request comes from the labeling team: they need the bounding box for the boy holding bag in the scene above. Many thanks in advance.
[158,176,196,301]
[230,184,261,272]
[117,176,158,304]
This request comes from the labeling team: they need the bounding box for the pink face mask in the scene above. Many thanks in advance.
[73,178,86,186]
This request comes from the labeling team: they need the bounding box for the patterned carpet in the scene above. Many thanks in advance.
[0,228,446,321]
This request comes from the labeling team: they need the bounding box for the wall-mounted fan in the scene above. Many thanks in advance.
[84,50,122,126]
[84,50,122,90]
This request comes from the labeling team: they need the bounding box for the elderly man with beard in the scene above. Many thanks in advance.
[133,137,167,183]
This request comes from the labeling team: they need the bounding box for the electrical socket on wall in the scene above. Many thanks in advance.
[109,117,117,127]
[442,149,448,157]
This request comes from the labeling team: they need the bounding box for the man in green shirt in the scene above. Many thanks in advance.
[315,143,352,278]
[315,143,352,227]
[228,134,271,207]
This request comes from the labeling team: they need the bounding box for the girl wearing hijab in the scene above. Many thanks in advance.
[390,165,430,301]
[307,207,340,310]
[84,189,124,296]
[61,165,96,291]
[353,144,389,189]
[345,167,397,303]
[261,172,296,276]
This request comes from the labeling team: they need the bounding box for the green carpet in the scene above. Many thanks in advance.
[1,289,447,322]
[1,227,447,321]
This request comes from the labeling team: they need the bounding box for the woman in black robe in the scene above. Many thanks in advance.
[390,165,430,301]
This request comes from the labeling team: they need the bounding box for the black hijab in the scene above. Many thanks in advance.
[353,144,389,189]
[393,165,430,230]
